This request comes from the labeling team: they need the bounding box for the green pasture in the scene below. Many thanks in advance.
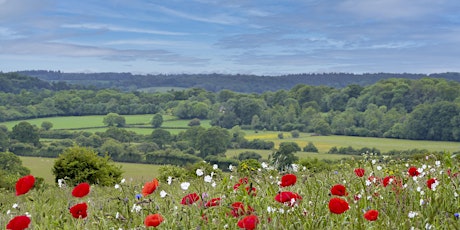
[19,156,161,184]
[0,115,211,135]
[244,131,460,153]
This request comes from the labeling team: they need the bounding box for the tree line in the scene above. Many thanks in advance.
[2,74,460,141]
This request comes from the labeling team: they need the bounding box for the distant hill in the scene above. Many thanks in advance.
[0,72,86,93]
[16,70,460,93]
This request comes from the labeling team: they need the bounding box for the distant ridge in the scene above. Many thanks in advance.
[16,70,460,93]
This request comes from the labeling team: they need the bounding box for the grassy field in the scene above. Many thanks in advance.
[20,156,161,184]
[244,131,460,153]
[0,115,211,135]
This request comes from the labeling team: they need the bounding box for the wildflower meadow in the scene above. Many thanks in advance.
[2,153,459,229]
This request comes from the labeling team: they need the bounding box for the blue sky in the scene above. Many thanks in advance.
[1,0,460,75]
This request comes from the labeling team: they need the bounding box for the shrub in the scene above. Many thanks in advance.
[236,151,262,161]
[290,130,300,138]
[0,151,31,190]
[158,165,188,182]
[303,142,319,153]
[188,118,201,126]
[52,146,123,186]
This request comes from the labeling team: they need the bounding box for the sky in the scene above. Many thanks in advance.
[1,0,460,75]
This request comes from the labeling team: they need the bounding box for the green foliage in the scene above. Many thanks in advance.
[271,142,300,170]
[298,157,331,172]
[188,118,201,126]
[150,113,163,128]
[11,121,40,146]
[236,151,262,161]
[204,155,238,172]
[158,164,188,182]
[150,129,172,149]
[52,146,123,186]
[0,151,31,189]
[237,159,261,175]
[303,142,319,152]
[328,146,381,155]
[103,113,126,127]
[196,126,230,158]
[290,130,300,138]
[145,149,201,166]
[41,121,53,130]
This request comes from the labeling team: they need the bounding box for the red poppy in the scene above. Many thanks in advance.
[69,202,88,219]
[72,182,90,198]
[364,209,379,221]
[230,202,254,217]
[426,178,438,190]
[142,178,159,197]
[245,186,257,196]
[408,167,420,177]
[275,191,302,206]
[144,213,164,228]
[237,215,259,230]
[328,197,349,214]
[280,174,297,187]
[330,184,348,196]
[233,178,249,190]
[181,193,200,205]
[447,169,459,178]
[382,176,394,187]
[354,168,365,177]
[205,197,221,207]
[6,215,31,230]
[15,175,35,196]
[367,176,380,185]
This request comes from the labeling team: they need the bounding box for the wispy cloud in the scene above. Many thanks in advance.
[61,23,188,36]
[154,4,243,25]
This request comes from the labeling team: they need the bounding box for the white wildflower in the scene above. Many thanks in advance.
[12,203,18,209]
[196,169,204,177]
[229,164,233,171]
[425,223,433,230]
[376,165,382,171]
[204,175,212,183]
[371,159,377,164]
[420,199,424,206]
[114,184,120,189]
[167,176,172,185]
[121,178,126,184]
[291,164,299,172]
[160,190,167,198]
[180,182,190,190]
[408,211,418,218]
[213,164,218,170]
[131,204,142,213]
[278,208,285,214]
[58,178,65,188]
[365,180,372,186]
[211,182,217,188]
[261,162,268,169]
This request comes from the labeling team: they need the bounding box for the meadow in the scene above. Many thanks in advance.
[3,153,459,229]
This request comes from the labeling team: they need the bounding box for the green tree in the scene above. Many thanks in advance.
[271,142,300,170]
[303,142,319,153]
[0,151,31,189]
[52,146,122,186]
[151,113,163,128]
[0,126,9,151]
[151,129,172,149]
[196,126,230,158]
[11,121,40,146]
[103,113,126,127]
[41,121,53,131]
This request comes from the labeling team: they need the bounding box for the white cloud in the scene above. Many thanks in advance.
[61,23,188,36]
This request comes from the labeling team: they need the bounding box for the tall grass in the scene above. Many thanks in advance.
[3,153,459,229]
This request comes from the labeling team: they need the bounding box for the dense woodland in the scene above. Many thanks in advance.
[17,70,460,93]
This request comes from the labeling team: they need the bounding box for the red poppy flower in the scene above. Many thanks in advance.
[230,202,254,217]
[382,176,394,187]
[245,186,257,196]
[144,213,164,228]
[354,168,365,177]
[426,178,438,190]
[275,191,302,206]
[6,215,31,230]
[364,209,379,221]
[69,202,88,219]
[15,175,35,196]
[181,193,200,205]
[280,174,297,187]
[142,178,159,197]
[330,184,348,196]
[328,197,349,214]
[237,215,259,230]
[72,182,90,198]
[205,197,221,207]
[408,167,420,177]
